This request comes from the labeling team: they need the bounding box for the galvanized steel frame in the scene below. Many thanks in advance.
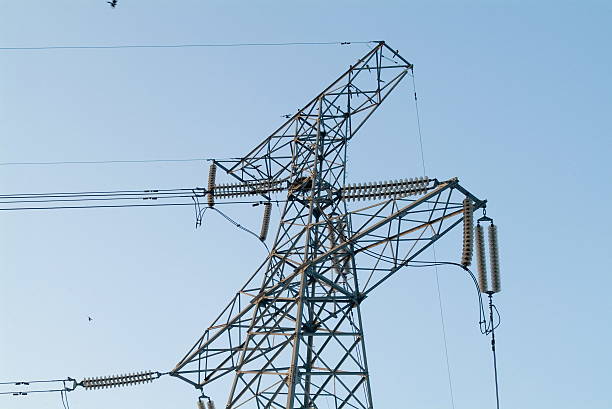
[170,42,486,409]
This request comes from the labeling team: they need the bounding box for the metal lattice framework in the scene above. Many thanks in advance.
[170,41,486,409]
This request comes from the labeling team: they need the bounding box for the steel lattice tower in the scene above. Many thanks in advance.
[170,41,486,409]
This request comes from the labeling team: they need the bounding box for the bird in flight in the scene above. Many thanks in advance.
[88,316,93,322]
[107,0,118,8]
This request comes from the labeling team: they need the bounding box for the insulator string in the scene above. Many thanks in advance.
[259,202,272,241]
[461,198,474,266]
[81,371,160,390]
[207,162,217,207]
[475,223,488,293]
[488,224,501,293]
[340,177,430,201]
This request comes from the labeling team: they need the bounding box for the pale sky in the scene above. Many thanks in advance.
[1,2,611,409]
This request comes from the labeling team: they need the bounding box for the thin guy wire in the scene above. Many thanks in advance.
[412,70,456,409]
[0,41,373,52]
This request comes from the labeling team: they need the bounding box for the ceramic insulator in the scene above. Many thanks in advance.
[475,223,488,293]
[207,163,216,207]
[82,371,158,390]
[259,202,272,241]
[461,198,474,266]
[489,224,501,293]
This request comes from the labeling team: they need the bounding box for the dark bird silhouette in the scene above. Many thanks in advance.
[107,0,118,8]
[88,316,93,322]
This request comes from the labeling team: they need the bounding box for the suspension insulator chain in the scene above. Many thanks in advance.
[475,223,488,292]
[259,202,272,241]
[207,163,217,207]
[489,223,501,293]
[461,198,474,266]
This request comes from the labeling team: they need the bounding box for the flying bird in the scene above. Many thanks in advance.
[107,0,118,8]
[88,316,93,322]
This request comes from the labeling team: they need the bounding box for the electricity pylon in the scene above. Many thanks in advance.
[170,41,486,409]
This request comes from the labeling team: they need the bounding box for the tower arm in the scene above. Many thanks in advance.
[213,42,412,188]
[306,178,486,297]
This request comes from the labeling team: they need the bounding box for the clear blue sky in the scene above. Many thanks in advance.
[1,1,611,409]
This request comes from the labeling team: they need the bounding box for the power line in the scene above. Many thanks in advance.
[0,202,194,211]
[0,188,199,208]
[0,187,194,198]
[0,40,372,52]
[0,198,288,211]
[0,158,211,166]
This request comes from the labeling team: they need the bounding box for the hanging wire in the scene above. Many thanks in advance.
[192,193,208,228]
[60,390,71,409]
[407,260,501,335]
[210,207,269,252]
[402,258,503,409]
[353,243,499,335]
[487,293,501,409]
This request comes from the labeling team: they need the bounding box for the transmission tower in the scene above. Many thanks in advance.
[169,41,487,409]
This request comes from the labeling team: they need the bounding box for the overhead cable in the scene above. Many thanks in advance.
[0,40,372,52]
[0,158,211,166]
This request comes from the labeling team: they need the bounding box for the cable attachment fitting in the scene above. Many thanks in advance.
[197,393,216,409]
